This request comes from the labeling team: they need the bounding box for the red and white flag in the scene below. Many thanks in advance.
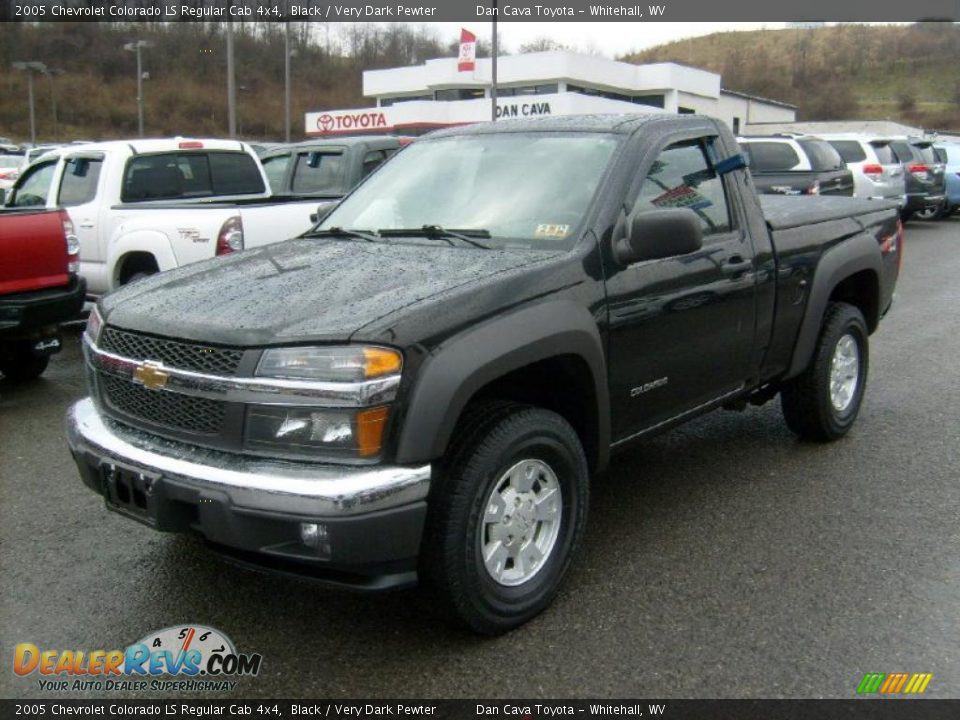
[458,28,477,72]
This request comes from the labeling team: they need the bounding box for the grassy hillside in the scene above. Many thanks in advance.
[1,22,958,143]
[624,23,960,131]
[0,22,453,143]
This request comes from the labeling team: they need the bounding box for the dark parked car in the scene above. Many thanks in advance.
[739,134,854,197]
[889,138,947,221]
[260,135,407,191]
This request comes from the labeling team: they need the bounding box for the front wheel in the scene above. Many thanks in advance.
[421,402,589,635]
[781,302,869,441]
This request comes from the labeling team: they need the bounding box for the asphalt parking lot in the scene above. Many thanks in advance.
[2,216,958,700]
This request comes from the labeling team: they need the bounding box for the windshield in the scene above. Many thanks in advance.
[319,133,618,248]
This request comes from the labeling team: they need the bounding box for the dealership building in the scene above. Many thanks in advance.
[305,51,796,137]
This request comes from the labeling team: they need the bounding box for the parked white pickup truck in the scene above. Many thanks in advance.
[4,138,321,294]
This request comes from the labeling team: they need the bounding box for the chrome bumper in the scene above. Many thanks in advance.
[65,398,431,517]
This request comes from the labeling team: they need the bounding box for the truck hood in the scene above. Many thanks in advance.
[100,238,560,346]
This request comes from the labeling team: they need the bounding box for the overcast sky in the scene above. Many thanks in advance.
[425,22,790,57]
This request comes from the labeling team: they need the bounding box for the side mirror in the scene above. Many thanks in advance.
[614,208,703,266]
[310,202,337,225]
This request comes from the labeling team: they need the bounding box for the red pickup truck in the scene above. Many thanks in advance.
[0,207,86,380]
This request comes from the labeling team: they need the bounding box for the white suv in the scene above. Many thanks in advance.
[820,135,906,206]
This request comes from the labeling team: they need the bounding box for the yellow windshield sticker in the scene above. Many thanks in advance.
[535,224,571,239]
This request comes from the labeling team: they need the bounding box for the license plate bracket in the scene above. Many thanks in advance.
[101,463,159,525]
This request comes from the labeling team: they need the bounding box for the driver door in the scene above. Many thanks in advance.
[605,136,757,442]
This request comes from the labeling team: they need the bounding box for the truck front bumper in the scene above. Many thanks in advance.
[66,398,431,590]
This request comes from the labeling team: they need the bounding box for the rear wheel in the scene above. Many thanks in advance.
[781,302,869,441]
[0,343,50,382]
[421,402,589,635]
[915,202,947,221]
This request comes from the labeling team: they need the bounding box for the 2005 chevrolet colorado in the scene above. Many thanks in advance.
[66,115,902,634]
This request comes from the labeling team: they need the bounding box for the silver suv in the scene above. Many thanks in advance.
[821,135,906,206]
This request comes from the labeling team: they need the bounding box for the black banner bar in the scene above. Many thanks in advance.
[4,700,960,720]
[2,0,959,23]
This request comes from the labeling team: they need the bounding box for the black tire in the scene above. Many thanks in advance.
[124,271,155,284]
[0,345,50,382]
[915,203,947,221]
[421,401,589,635]
[781,302,869,442]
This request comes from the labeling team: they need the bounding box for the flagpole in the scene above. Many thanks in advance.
[491,1,498,122]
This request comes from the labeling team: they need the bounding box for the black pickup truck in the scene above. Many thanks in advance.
[66,114,902,634]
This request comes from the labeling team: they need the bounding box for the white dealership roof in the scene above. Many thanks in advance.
[306,51,796,136]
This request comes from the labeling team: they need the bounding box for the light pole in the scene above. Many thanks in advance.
[284,20,291,142]
[123,40,152,137]
[491,2,498,122]
[12,61,46,145]
[226,19,237,137]
[44,68,64,142]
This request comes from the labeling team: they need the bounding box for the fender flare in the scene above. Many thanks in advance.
[107,230,177,291]
[395,299,610,472]
[786,231,882,379]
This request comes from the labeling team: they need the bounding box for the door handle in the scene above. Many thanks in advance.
[721,255,751,275]
[79,221,95,229]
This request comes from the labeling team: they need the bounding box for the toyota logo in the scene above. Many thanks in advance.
[317,114,334,132]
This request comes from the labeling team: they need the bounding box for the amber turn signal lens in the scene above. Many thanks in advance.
[362,348,402,378]
[356,406,390,457]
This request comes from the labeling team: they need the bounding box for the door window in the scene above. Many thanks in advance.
[633,140,732,236]
[261,153,291,193]
[291,152,345,194]
[58,157,103,206]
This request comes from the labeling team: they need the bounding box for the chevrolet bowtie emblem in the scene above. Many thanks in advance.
[132,361,169,391]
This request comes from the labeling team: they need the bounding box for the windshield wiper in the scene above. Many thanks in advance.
[378,225,492,250]
[302,226,380,243]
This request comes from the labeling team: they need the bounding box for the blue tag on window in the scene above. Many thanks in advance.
[715,153,747,175]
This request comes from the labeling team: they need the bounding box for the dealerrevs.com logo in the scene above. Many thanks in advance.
[856,672,933,695]
[13,625,262,692]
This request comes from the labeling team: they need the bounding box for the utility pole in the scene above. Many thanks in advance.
[491,2,498,122]
[284,19,292,142]
[12,61,45,145]
[226,18,237,137]
[45,68,64,143]
[123,41,152,137]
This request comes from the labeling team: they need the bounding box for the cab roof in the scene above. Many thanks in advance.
[425,113,684,138]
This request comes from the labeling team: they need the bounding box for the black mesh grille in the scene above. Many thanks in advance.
[101,374,225,435]
[100,327,243,376]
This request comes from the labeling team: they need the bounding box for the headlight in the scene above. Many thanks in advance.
[85,306,103,345]
[244,405,390,461]
[257,346,401,382]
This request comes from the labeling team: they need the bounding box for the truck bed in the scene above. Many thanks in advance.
[760,195,899,230]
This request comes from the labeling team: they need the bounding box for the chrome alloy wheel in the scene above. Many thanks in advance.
[830,333,860,413]
[479,459,563,587]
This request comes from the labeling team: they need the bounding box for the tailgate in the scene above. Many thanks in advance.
[0,209,69,296]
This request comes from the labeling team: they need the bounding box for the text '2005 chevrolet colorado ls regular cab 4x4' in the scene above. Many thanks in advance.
[66,114,902,634]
